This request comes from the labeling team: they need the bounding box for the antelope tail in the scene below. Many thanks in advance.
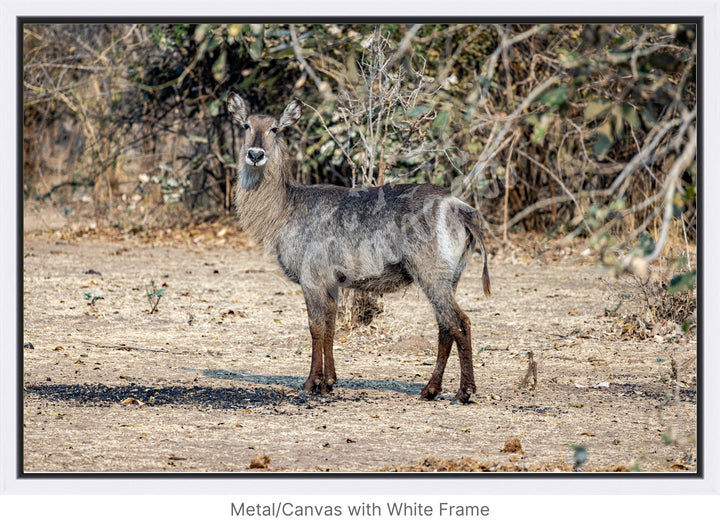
[460,207,491,297]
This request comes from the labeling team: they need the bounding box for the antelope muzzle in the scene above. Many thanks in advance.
[246,148,266,166]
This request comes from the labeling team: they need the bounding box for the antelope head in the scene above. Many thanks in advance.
[227,92,302,189]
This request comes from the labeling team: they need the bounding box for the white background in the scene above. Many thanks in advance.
[2,1,718,528]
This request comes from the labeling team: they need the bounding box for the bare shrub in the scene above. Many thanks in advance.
[605,263,696,340]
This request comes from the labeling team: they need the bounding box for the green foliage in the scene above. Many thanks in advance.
[84,293,103,306]
[636,233,656,257]
[584,99,613,120]
[145,281,165,315]
[667,269,696,294]
[661,427,677,446]
[570,444,588,469]
[538,84,569,108]
[23,21,696,259]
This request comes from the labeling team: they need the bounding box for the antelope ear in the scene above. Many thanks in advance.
[227,92,248,124]
[278,98,302,130]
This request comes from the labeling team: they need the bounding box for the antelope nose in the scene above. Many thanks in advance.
[247,148,265,164]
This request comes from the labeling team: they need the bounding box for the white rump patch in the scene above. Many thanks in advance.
[436,197,466,266]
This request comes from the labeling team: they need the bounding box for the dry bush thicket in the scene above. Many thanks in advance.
[23,23,698,322]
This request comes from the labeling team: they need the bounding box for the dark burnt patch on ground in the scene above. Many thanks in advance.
[204,368,426,396]
[24,382,373,410]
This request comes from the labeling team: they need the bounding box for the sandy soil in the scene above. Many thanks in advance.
[22,224,697,473]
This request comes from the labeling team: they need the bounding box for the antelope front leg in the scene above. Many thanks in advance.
[321,299,338,393]
[303,321,325,394]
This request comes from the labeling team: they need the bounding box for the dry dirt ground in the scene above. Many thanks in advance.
[22,220,697,474]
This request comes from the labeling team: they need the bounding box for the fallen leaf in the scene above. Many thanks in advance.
[250,454,271,469]
[502,437,523,453]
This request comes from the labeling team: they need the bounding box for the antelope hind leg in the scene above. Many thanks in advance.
[421,326,454,401]
[452,310,476,404]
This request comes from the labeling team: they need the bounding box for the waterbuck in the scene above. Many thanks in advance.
[227,92,491,403]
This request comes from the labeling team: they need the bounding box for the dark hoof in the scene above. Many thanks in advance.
[420,385,440,401]
[454,385,476,404]
[324,378,336,393]
[303,377,335,395]
[303,378,323,394]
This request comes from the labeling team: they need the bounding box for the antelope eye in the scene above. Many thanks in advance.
[243,123,251,130]
[269,125,279,134]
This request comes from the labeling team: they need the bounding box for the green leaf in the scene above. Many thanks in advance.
[531,113,553,145]
[661,427,676,446]
[207,99,222,117]
[609,198,626,211]
[584,99,612,120]
[405,104,434,118]
[212,49,227,83]
[593,122,614,159]
[673,193,685,218]
[249,25,265,60]
[432,110,451,135]
[621,104,641,130]
[641,107,657,128]
[538,84,569,108]
[684,183,696,204]
[668,269,696,294]
[570,445,588,466]
[637,232,656,256]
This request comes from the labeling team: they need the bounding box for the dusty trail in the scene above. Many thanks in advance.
[22,231,697,472]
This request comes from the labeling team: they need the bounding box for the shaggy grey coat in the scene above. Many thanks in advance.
[227,92,490,403]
